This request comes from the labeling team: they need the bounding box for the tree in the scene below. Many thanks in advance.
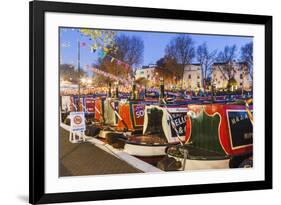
[196,43,217,90]
[135,77,149,88]
[240,42,253,79]
[77,29,117,87]
[115,34,144,72]
[79,29,116,50]
[156,55,181,82]
[93,34,144,85]
[216,45,237,80]
[165,35,195,87]
[60,64,86,84]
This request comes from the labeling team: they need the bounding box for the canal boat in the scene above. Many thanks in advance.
[159,100,253,171]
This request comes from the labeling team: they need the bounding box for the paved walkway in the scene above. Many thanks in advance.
[59,128,142,176]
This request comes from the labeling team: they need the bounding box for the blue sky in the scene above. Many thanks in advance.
[60,28,253,71]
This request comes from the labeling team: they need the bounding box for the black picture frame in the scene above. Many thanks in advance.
[29,1,272,204]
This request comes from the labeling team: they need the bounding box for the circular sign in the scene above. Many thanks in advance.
[73,115,82,125]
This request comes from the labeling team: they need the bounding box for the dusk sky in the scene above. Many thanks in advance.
[60,27,253,72]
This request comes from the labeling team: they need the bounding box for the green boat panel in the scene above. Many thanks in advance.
[184,145,229,160]
[188,111,227,158]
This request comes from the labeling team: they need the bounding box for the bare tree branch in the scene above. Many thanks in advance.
[240,42,253,79]
[165,35,195,88]
[216,45,237,80]
[197,43,217,90]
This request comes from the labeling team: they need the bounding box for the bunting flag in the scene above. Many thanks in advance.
[91,67,132,85]
[77,41,132,71]
[124,64,129,70]
[80,42,87,47]
[98,50,102,57]
[110,56,115,63]
[98,50,107,59]
[103,47,109,53]
[92,46,132,69]
[90,44,97,53]
[87,66,140,88]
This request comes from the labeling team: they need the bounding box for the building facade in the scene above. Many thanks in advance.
[135,64,156,82]
[212,62,252,91]
[182,64,202,90]
[135,64,175,88]
[135,62,252,92]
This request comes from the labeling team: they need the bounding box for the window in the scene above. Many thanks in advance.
[188,74,191,79]
[197,75,200,79]
[240,74,243,79]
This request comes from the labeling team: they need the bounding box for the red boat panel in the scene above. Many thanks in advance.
[186,104,253,156]
[94,98,104,122]
[85,97,95,113]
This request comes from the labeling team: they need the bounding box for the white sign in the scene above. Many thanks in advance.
[70,112,86,132]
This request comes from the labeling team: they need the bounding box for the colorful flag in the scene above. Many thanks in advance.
[103,47,109,52]
[80,42,86,47]
[98,51,106,59]
[90,46,96,53]
[102,51,107,58]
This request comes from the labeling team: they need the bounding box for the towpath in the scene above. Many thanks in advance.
[59,128,142,176]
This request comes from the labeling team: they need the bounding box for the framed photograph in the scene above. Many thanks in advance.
[29,0,272,204]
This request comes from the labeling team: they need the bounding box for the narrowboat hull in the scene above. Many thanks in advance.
[168,155,230,170]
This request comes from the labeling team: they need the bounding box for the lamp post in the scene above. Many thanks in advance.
[115,81,119,98]
[131,78,136,100]
[77,40,81,112]
[108,82,112,97]
[242,70,245,97]
[160,77,164,99]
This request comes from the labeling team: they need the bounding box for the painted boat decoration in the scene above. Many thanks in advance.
[93,97,105,123]
[123,104,189,164]
[116,100,158,132]
[103,98,119,126]
[98,99,159,139]
[160,102,253,171]
[115,97,226,133]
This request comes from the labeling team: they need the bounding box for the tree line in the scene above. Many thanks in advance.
[157,35,253,89]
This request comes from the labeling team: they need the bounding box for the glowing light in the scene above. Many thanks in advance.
[87,79,92,84]
[80,78,86,83]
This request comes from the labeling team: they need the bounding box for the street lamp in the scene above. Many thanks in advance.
[77,40,81,112]
[80,77,86,84]
[160,77,164,100]
[115,81,119,98]
[131,78,136,100]
[87,79,92,84]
